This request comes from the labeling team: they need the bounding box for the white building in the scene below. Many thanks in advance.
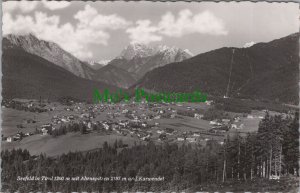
[41,128,48,135]
[103,123,109,130]
[247,115,254,119]
[6,137,12,142]
[177,137,185,141]
[186,138,196,143]
[231,124,238,129]
[194,113,204,119]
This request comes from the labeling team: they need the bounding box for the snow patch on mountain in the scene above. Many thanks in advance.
[243,41,256,48]
[118,43,193,61]
[119,43,156,60]
[98,60,111,66]
[183,49,194,57]
[87,60,111,70]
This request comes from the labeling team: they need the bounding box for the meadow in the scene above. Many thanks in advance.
[2,132,141,156]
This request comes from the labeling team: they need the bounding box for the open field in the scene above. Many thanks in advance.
[2,108,50,136]
[1,104,83,136]
[150,115,211,132]
[2,132,141,156]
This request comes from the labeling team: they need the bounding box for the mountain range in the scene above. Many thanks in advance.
[2,33,299,104]
[4,34,193,89]
[136,33,299,104]
[94,43,193,88]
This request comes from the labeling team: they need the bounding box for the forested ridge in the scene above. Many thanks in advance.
[1,113,299,192]
[137,33,299,104]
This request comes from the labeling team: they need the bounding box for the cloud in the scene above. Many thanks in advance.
[3,5,130,60]
[3,13,34,35]
[42,1,71,10]
[3,1,71,12]
[126,20,162,44]
[3,1,38,13]
[126,9,228,44]
[3,12,91,58]
[243,41,256,48]
[3,4,228,56]
[74,5,130,31]
[159,10,228,37]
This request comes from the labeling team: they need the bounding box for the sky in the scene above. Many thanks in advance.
[3,1,299,62]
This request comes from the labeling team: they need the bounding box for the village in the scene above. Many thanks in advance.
[1,98,272,154]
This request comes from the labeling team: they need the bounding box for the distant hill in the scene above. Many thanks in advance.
[3,34,94,79]
[92,64,137,89]
[136,33,299,104]
[2,47,118,101]
[95,43,193,88]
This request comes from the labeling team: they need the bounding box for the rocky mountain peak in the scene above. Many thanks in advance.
[6,33,37,41]
[118,43,193,60]
[107,43,194,85]
[5,33,41,49]
[119,42,156,60]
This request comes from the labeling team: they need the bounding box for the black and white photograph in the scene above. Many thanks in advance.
[1,0,299,192]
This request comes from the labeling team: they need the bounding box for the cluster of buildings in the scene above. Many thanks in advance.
[3,99,259,147]
[208,117,246,132]
[3,131,34,142]
[2,99,50,113]
[156,128,225,146]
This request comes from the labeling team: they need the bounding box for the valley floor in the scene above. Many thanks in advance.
[1,99,275,156]
[2,98,293,156]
